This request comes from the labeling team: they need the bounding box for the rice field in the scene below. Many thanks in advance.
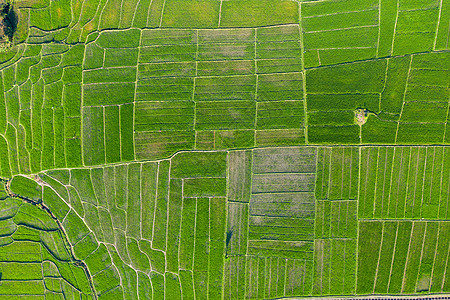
[0,0,448,299]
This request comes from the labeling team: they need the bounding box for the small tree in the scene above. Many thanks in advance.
[0,0,17,48]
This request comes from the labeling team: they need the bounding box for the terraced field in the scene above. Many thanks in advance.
[0,0,449,299]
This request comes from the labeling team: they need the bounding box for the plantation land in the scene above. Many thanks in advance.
[0,0,448,299]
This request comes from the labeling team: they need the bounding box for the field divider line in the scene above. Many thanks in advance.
[395,55,413,143]
[328,240,332,294]
[386,147,397,218]
[372,221,385,293]
[247,150,254,258]
[379,57,390,113]
[428,148,437,207]
[102,106,107,164]
[441,223,450,291]
[207,197,212,298]
[363,148,371,217]
[164,159,172,269]
[130,0,142,26]
[97,0,111,33]
[284,257,288,296]
[434,0,444,50]
[348,148,354,200]
[380,149,389,217]
[327,148,332,200]
[415,222,429,292]
[342,239,347,293]
[177,178,185,272]
[401,221,415,293]
[150,162,160,249]
[254,28,258,144]
[445,168,450,220]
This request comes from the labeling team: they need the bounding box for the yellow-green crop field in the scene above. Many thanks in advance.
[0,0,449,299]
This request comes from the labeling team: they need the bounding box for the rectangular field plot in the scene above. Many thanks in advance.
[194,75,256,101]
[399,52,450,127]
[358,220,450,295]
[256,73,303,101]
[315,200,357,239]
[135,130,195,160]
[249,147,316,259]
[136,77,194,102]
[134,101,194,131]
[315,147,359,200]
[359,146,450,219]
[223,255,313,299]
[301,0,378,67]
[392,6,440,55]
[195,100,256,130]
[256,25,302,74]
[220,0,299,27]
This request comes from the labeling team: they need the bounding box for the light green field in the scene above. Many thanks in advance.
[0,0,448,299]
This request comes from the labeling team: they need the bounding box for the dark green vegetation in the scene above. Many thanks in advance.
[0,0,448,299]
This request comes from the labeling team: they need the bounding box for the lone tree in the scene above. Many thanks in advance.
[0,1,17,46]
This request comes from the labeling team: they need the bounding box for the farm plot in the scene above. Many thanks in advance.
[306,60,387,144]
[301,0,379,67]
[357,220,450,295]
[0,196,94,298]
[36,151,228,299]
[359,146,450,220]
